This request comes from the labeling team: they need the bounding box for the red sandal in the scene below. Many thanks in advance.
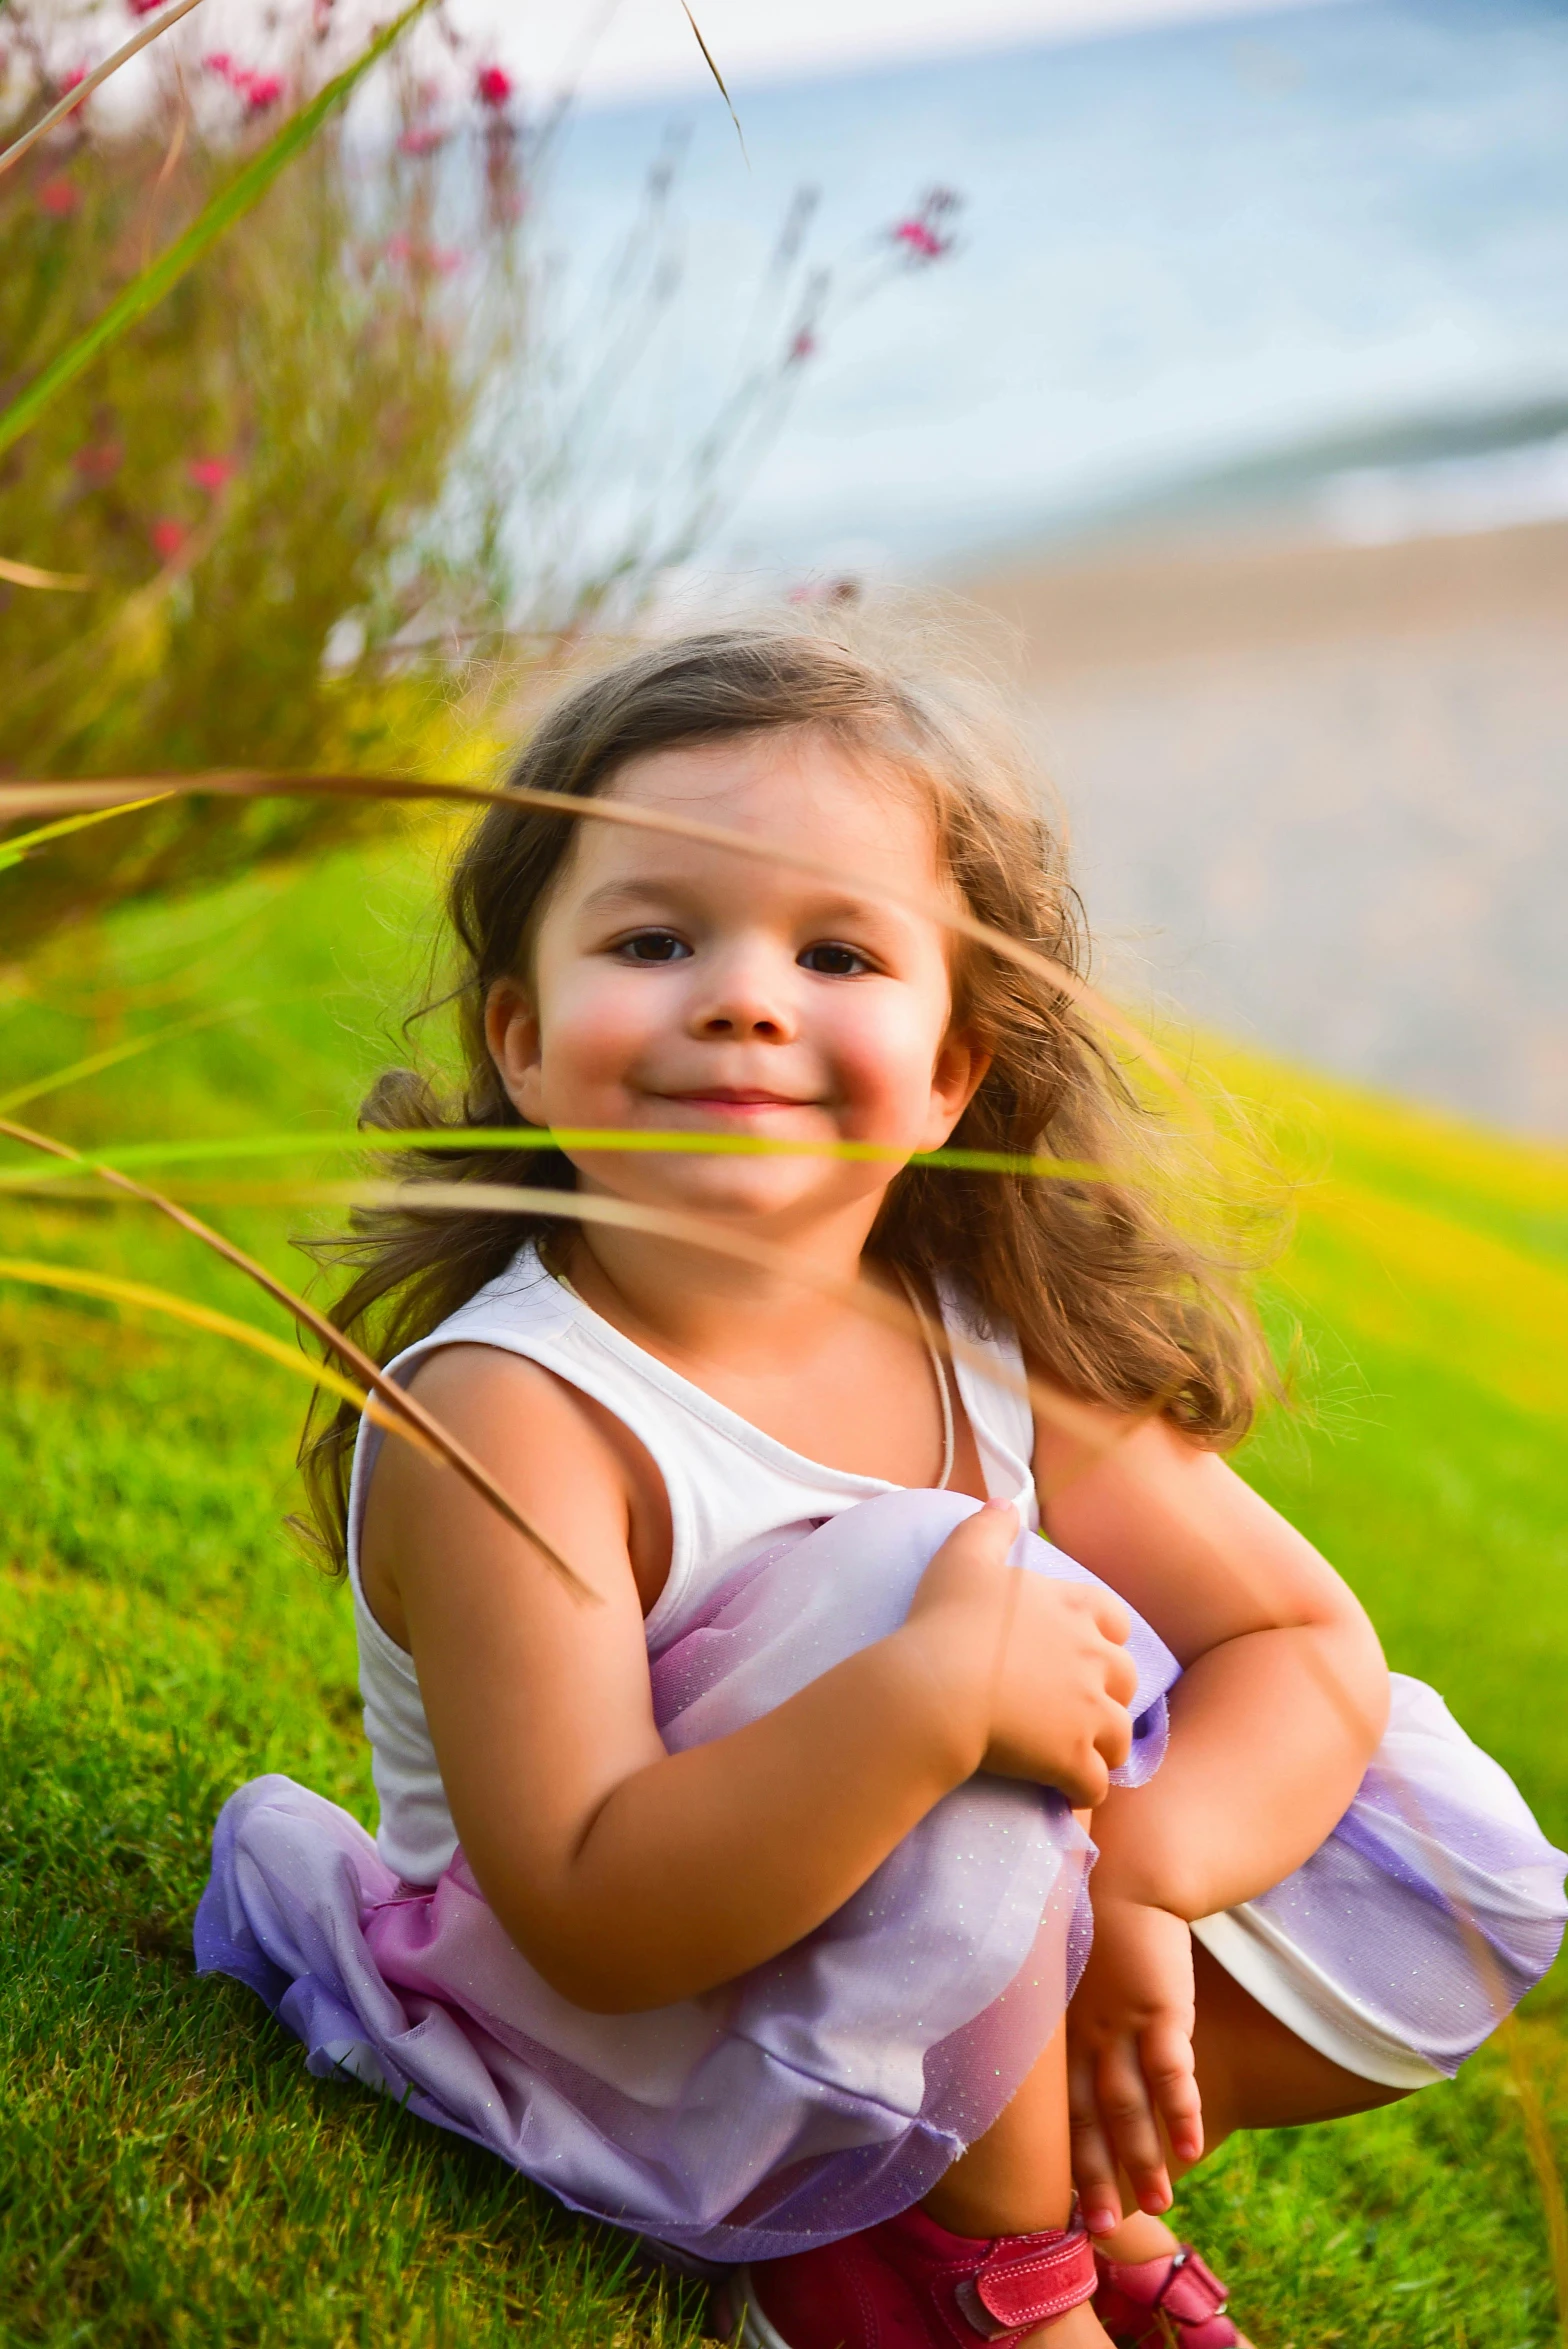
[1093,2243,1254,2348]
[719,2202,1099,2346]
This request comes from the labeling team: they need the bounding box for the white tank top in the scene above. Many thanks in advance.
[346,1242,1039,1882]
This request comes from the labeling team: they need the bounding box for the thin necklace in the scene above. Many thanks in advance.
[895,1268,956,1493]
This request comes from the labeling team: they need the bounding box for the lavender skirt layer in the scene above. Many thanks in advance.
[195,1490,1566,2263]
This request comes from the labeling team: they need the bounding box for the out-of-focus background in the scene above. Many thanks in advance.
[4,10,1568,2345]
[8,0,1566,1131]
[474,0,1568,1137]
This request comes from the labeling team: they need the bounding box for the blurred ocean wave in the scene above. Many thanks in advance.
[547,0,1568,574]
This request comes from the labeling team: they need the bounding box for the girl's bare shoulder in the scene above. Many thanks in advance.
[367,1341,671,1621]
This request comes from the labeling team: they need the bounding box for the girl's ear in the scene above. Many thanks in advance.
[922,1027,992,1149]
[483,977,545,1125]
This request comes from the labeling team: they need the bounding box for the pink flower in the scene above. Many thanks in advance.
[475,63,512,108]
[891,218,947,260]
[788,328,818,364]
[397,124,446,156]
[149,518,187,561]
[59,64,88,94]
[38,176,80,217]
[128,0,166,15]
[384,235,465,274]
[74,442,123,484]
[204,54,282,107]
[187,456,236,494]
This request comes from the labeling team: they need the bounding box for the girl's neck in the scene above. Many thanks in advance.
[564,1207,894,1380]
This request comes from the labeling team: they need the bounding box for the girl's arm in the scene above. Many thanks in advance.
[1036,1401,1389,1919]
[363,1345,1135,2016]
[1036,1398,1390,2232]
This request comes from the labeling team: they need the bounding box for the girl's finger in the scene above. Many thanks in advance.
[1067,2037,1123,2237]
[1095,2040,1172,2216]
[1140,2018,1204,2170]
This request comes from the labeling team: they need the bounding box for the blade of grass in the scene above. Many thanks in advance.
[0,556,93,591]
[0,1255,375,1416]
[1504,2020,1568,2349]
[0,0,207,179]
[0,0,435,462]
[0,1126,1109,1188]
[0,772,1199,1116]
[0,794,166,875]
[117,1171,1151,1458]
[0,1114,588,1598]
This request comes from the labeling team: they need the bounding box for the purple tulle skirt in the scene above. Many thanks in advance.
[195,1490,1566,2265]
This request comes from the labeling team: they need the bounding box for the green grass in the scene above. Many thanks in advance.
[2,833,1566,2346]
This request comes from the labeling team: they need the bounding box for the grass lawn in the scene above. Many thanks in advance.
[2,829,1565,2347]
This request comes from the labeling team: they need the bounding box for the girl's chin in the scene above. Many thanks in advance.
[575,1164,863,1224]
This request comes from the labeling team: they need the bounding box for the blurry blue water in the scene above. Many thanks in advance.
[538,0,1568,574]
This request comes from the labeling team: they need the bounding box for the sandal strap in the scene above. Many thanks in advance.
[1153,2249,1229,2323]
[1094,2243,1241,2348]
[953,2217,1099,2338]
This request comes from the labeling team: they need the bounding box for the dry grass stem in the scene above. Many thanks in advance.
[0,772,1203,1120]
[0,556,93,591]
[0,1116,588,1598]
[0,0,208,180]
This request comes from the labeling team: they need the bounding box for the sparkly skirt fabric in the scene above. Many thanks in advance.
[195,1489,1565,2264]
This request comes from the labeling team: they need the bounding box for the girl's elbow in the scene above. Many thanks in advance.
[497,1903,696,2015]
[1332,1609,1391,1754]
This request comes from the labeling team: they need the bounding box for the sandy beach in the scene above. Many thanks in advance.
[955,518,1568,1140]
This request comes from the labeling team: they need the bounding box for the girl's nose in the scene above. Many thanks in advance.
[688,951,797,1042]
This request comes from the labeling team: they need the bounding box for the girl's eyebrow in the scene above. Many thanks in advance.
[575,874,912,934]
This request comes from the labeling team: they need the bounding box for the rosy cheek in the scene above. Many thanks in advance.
[828,1007,938,1123]
[546,971,665,1079]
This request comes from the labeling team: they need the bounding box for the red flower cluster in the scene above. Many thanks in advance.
[475,63,512,109]
[38,177,81,218]
[127,0,167,16]
[149,518,187,561]
[203,53,285,111]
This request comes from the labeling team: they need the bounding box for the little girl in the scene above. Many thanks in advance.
[198,626,1566,2348]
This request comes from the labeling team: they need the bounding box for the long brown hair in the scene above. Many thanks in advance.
[300,622,1274,1564]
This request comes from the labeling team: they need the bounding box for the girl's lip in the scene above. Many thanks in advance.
[657,1090,815,1109]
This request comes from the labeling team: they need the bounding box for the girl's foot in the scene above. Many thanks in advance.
[719,2202,1107,2346]
[1092,2242,1253,2348]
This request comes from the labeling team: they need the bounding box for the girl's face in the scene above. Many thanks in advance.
[485,729,989,1233]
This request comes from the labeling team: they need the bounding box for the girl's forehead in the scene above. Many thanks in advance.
[586,732,939,872]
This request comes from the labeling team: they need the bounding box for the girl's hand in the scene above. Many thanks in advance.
[1066,1891,1202,2235]
[901,1502,1138,1807]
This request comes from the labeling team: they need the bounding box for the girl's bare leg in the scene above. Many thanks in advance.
[922,2025,1117,2346]
[916,1942,1411,2330]
[1092,1938,1411,2263]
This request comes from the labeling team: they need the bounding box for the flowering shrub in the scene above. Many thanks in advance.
[0,3,528,947]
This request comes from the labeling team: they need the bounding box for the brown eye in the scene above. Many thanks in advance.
[799,942,871,976]
[616,930,690,964]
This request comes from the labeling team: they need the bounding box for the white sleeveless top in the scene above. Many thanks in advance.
[346,1242,1039,1882]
